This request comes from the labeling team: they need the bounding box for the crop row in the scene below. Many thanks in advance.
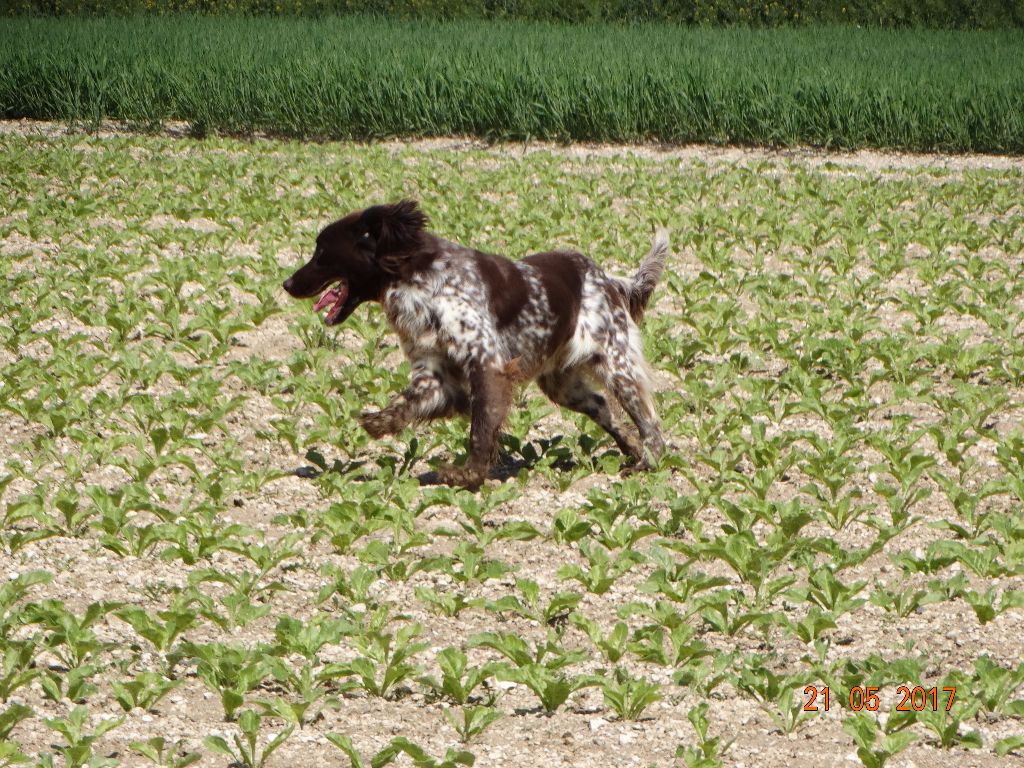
[2,17,1024,151]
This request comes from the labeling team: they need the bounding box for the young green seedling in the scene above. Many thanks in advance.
[444,705,503,744]
[43,706,123,768]
[417,648,498,706]
[675,703,732,768]
[204,709,293,768]
[599,667,662,721]
[346,623,429,699]
[128,737,201,768]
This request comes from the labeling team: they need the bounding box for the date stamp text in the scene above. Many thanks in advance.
[802,686,957,713]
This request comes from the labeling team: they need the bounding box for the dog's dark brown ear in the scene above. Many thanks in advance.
[360,200,428,272]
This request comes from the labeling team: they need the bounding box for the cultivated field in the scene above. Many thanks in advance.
[2,18,1023,152]
[1,124,1023,768]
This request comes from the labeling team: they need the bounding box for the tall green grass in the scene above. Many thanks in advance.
[2,16,1022,151]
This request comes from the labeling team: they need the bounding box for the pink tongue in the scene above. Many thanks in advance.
[313,282,350,322]
[314,286,343,313]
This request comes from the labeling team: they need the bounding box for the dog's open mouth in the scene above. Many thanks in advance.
[312,281,351,325]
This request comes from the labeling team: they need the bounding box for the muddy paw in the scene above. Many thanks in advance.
[359,409,399,438]
[620,457,655,476]
[436,463,487,491]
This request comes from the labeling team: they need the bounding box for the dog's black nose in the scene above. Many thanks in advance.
[283,277,294,294]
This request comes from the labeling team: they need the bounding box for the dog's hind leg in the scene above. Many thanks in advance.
[594,335,665,471]
[538,368,641,460]
[602,370,664,470]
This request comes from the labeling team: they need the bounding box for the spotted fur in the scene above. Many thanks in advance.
[283,200,669,490]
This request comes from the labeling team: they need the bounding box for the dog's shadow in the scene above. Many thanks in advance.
[415,456,561,487]
[292,458,368,480]
[292,435,582,486]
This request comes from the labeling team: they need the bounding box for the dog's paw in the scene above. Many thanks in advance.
[359,409,399,439]
[620,460,649,477]
[436,463,487,491]
[620,455,657,476]
[620,441,664,476]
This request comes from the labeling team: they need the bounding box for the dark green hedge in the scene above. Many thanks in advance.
[3,0,1023,28]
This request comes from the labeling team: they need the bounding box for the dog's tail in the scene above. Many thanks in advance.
[628,228,670,322]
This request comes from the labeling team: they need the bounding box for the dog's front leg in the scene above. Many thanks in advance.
[360,361,468,438]
[359,394,417,438]
[437,361,516,491]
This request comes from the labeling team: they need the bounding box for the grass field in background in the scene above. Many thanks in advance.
[2,16,1023,151]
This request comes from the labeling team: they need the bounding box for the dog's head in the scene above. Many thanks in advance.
[282,200,429,326]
